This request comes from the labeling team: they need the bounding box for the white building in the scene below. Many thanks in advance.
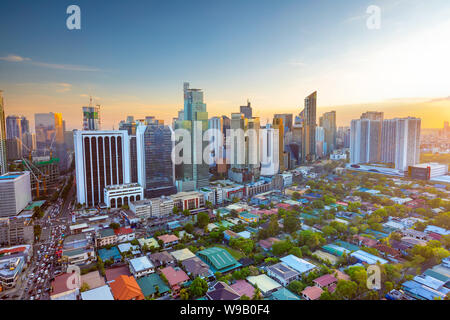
[74,130,130,207]
[0,171,32,217]
[280,172,293,188]
[129,256,155,278]
[104,183,143,209]
[409,163,448,180]
[260,124,279,176]
[330,150,347,160]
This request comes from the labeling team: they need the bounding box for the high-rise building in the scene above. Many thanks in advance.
[260,124,279,176]
[381,117,421,171]
[6,115,22,141]
[273,117,285,172]
[315,126,325,158]
[6,139,22,160]
[22,132,36,155]
[21,116,29,136]
[301,91,317,162]
[240,100,252,119]
[74,130,130,207]
[274,114,293,132]
[208,117,225,166]
[174,82,209,191]
[320,111,337,155]
[82,99,101,131]
[350,118,382,164]
[34,112,56,150]
[361,111,384,121]
[0,172,32,217]
[136,123,176,199]
[0,91,6,175]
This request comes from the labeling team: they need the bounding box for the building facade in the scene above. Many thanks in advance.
[0,172,32,217]
[74,130,130,207]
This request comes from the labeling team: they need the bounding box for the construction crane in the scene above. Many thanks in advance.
[19,137,51,198]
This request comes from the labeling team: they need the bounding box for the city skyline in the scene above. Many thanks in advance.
[0,0,449,130]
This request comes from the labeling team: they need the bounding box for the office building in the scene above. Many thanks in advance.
[0,172,32,217]
[34,112,56,150]
[301,92,317,162]
[208,116,225,166]
[407,163,447,180]
[104,183,144,209]
[74,130,130,207]
[22,132,36,156]
[315,126,325,158]
[6,115,22,141]
[319,111,336,155]
[274,114,293,132]
[0,91,6,175]
[21,116,29,136]
[22,156,60,198]
[260,124,280,176]
[240,100,252,119]
[174,82,209,191]
[0,217,34,246]
[82,100,101,131]
[273,117,285,172]
[136,122,176,199]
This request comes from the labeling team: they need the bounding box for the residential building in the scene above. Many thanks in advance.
[247,274,282,296]
[109,275,145,300]
[301,91,317,162]
[0,216,33,246]
[206,281,240,300]
[129,256,155,278]
[350,118,382,164]
[95,228,117,247]
[407,163,448,180]
[157,234,179,248]
[160,266,190,298]
[240,100,252,119]
[267,262,301,286]
[320,111,337,155]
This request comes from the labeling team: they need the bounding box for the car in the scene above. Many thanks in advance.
[30,296,34,300]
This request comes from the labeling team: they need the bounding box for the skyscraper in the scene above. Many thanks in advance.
[21,116,29,135]
[136,122,176,198]
[320,111,337,155]
[315,126,325,158]
[273,117,285,172]
[174,82,209,191]
[208,117,225,166]
[301,91,317,162]
[74,130,130,207]
[361,111,384,121]
[240,100,252,119]
[0,91,6,174]
[274,114,293,132]
[82,99,101,131]
[35,112,56,150]
[350,118,382,164]
[381,117,421,171]
[6,115,23,160]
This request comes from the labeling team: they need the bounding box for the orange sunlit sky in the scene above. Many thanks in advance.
[1,0,449,130]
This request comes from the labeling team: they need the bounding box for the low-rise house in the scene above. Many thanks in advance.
[270,288,301,300]
[98,247,122,264]
[81,285,114,300]
[230,280,255,299]
[117,243,141,255]
[148,251,175,268]
[197,247,242,273]
[206,281,240,300]
[247,274,282,296]
[157,234,179,248]
[160,266,190,298]
[181,256,211,279]
[350,250,388,265]
[313,274,338,292]
[136,273,170,298]
[170,248,196,262]
[224,229,240,242]
[109,275,145,300]
[105,266,132,283]
[129,256,155,278]
[114,227,135,243]
[50,273,79,300]
[352,235,378,248]
[137,237,160,250]
[301,286,323,300]
[374,244,401,260]
[238,212,259,223]
[401,229,431,241]
[0,256,25,290]
[266,262,300,286]
[279,255,317,276]
[96,228,117,247]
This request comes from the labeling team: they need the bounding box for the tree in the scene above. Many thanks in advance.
[80,282,90,292]
[184,223,194,234]
[109,223,120,230]
[252,286,262,300]
[189,277,208,297]
[271,240,293,256]
[197,211,210,228]
[182,209,191,216]
[284,214,300,233]
[179,288,190,300]
[287,280,306,295]
[334,280,358,300]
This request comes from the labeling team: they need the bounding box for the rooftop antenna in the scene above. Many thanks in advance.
[89,96,93,107]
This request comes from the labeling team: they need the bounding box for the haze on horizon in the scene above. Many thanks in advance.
[0,0,449,131]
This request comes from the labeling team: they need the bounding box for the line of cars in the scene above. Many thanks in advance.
[25,224,67,300]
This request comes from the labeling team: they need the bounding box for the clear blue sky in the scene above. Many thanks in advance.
[1,0,449,129]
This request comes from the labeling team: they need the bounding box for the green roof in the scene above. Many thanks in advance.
[137,273,170,297]
[197,247,239,271]
[99,228,115,238]
[63,248,87,257]
[270,288,301,300]
[424,269,449,282]
[24,200,46,211]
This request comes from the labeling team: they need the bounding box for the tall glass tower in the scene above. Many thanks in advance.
[0,90,7,175]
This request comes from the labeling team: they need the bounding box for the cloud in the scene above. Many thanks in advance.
[0,53,100,72]
[289,60,307,68]
[55,83,72,93]
[0,54,31,62]
[429,96,450,103]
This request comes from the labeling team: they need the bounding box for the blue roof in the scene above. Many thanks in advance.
[98,247,121,262]
[280,255,316,274]
[402,280,446,300]
[270,288,301,300]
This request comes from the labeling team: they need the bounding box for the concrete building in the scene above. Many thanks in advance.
[0,172,32,217]
[170,191,205,212]
[407,163,448,180]
[301,91,317,162]
[82,102,101,131]
[0,216,33,246]
[0,91,6,175]
[74,130,130,207]
[104,183,144,209]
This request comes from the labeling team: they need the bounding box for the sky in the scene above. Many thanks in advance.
[0,0,449,131]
